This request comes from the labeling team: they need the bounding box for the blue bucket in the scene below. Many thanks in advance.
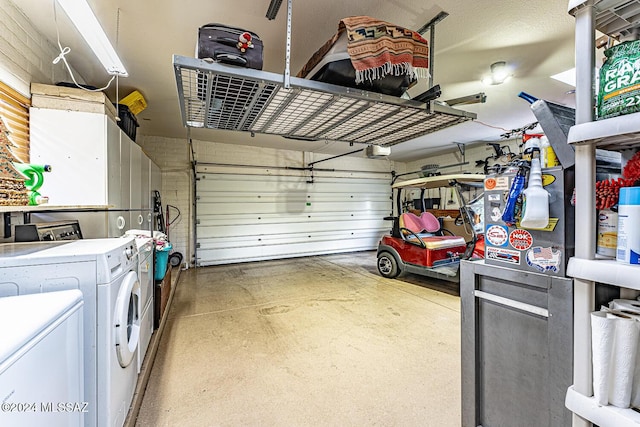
[154,243,173,280]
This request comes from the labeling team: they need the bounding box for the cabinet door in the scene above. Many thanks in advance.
[30,108,108,205]
[141,154,151,230]
[106,119,121,207]
[119,132,131,212]
[129,142,142,229]
[461,261,573,427]
[106,119,124,237]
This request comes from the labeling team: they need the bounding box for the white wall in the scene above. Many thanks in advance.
[0,0,73,96]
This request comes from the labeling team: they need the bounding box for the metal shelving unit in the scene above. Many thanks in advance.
[568,111,640,149]
[566,1,640,426]
[172,55,476,147]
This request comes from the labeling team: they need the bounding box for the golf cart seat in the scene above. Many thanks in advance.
[399,212,441,236]
[399,211,467,248]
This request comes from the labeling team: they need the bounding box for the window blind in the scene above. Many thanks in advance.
[0,82,30,163]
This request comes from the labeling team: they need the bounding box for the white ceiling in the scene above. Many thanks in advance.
[15,0,577,162]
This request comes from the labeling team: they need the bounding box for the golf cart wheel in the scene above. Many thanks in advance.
[377,251,400,278]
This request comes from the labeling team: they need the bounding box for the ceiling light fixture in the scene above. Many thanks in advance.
[56,0,128,76]
[482,61,511,85]
[266,0,284,20]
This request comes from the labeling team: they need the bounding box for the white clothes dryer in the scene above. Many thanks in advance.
[98,263,140,426]
[0,290,84,427]
[0,238,140,427]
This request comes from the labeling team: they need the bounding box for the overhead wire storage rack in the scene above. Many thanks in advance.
[173,55,476,147]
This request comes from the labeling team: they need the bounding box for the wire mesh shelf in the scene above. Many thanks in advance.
[569,0,640,39]
[173,55,476,147]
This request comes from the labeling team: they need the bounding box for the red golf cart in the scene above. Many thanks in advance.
[376,174,485,281]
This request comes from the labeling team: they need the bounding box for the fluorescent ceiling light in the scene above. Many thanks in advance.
[551,68,575,87]
[56,0,128,77]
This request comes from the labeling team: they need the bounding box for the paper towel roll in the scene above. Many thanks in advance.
[610,299,640,313]
[609,308,640,409]
[608,311,640,407]
[591,311,616,405]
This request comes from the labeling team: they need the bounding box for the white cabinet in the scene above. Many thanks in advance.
[566,2,640,426]
[30,109,114,206]
[30,108,128,237]
[29,107,159,238]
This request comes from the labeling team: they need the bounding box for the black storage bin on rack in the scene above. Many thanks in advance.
[114,103,139,142]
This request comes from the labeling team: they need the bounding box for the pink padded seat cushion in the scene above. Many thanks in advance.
[400,212,440,233]
[419,212,440,233]
[400,212,423,233]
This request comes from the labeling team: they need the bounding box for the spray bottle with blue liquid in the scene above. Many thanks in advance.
[501,161,527,226]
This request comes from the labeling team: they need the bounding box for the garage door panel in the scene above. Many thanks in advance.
[197,211,388,227]
[197,200,390,215]
[197,219,388,238]
[197,235,385,266]
[197,174,389,194]
[196,172,392,265]
[198,228,385,247]
[197,192,390,204]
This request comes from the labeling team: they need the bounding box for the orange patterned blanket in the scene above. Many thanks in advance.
[298,16,429,85]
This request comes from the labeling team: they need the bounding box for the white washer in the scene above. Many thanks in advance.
[0,290,84,427]
[0,238,140,427]
[133,236,154,372]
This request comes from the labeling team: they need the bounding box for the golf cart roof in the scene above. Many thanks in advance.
[392,173,486,190]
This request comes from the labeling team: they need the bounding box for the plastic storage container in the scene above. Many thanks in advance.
[154,243,172,281]
[119,90,147,115]
[114,103,139,142]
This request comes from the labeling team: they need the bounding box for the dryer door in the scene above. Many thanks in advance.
[115,271,141,368]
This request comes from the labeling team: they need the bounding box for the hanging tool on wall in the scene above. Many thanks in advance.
[153,190,166,234]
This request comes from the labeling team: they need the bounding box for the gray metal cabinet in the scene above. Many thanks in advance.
[461,260,573,427]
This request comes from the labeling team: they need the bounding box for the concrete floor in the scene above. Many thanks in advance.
[136,251,462,426]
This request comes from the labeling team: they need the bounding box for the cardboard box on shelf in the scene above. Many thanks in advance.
[30,83,117,121]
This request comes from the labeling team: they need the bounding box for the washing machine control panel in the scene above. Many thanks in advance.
[93,238,139,283]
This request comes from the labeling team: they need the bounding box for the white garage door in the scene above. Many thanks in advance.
[195,170,392,266]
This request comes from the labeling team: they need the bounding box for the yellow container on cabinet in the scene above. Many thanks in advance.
[119,90,147,115]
